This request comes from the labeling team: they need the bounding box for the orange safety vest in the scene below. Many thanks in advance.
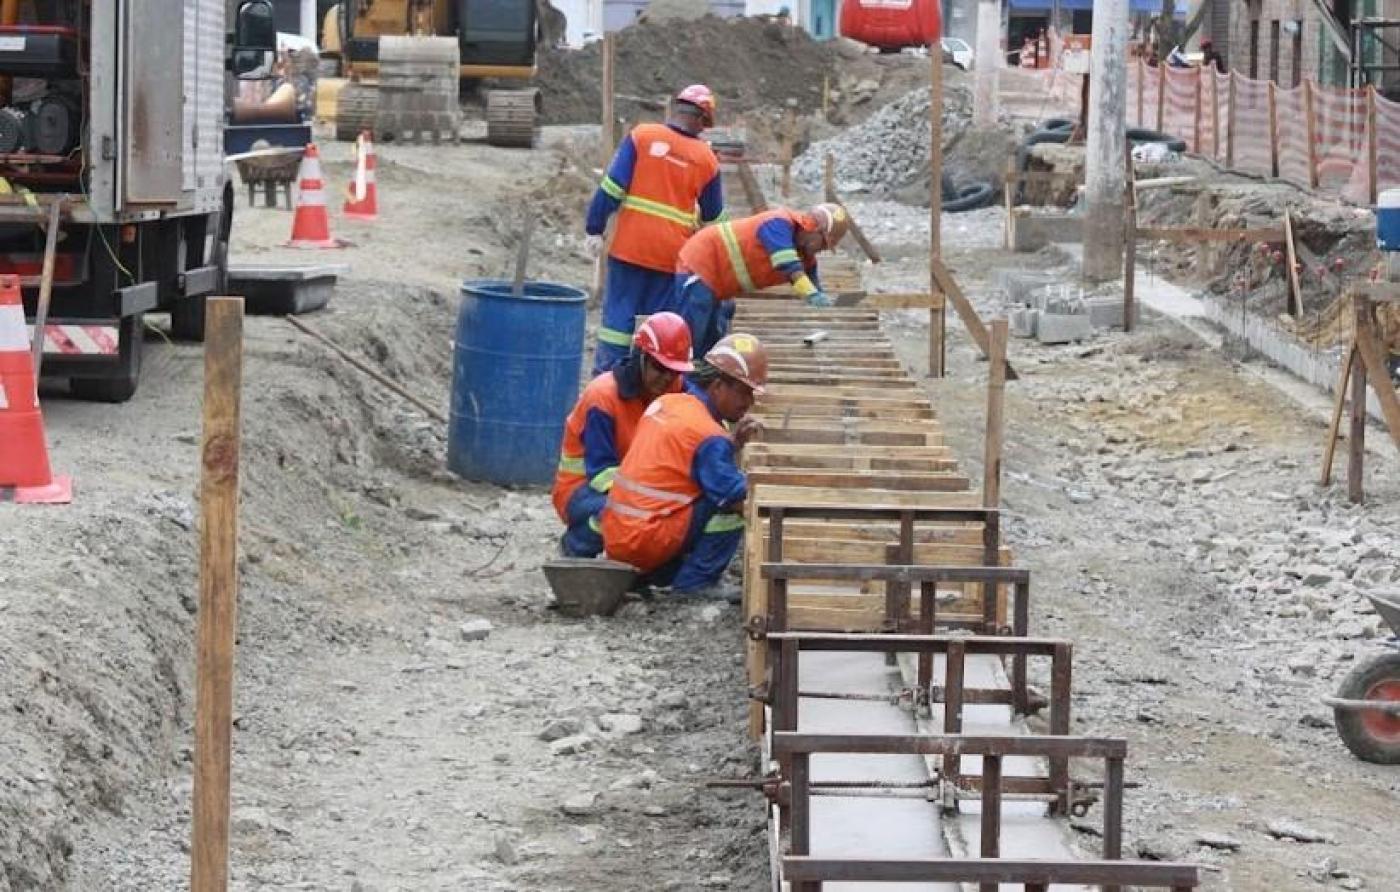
[551,371,651,521]
[677,208,817,301]
[601,391,730,573]
[606,123,720,273]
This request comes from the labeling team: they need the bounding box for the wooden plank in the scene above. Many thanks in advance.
[929,45,944,377]
[746,469,971,492]
[753,484,981,509]
[1123,148,1137,333]
[1367,85,1379,205]
[1283,212,1303,318]
[858,292,946,310]
[1350,329,1367,504]
[931,258,1018,381]
[1319,344,1355,487]
[191,298,245,892]
[766,522,993,546]
[983,319,1008,507]
[29,199,62,376]
[1134,226,1284,243]
[744,496,765,739]
[737,160,768,213]
[747,452,957,473]
[777,537,1011,567]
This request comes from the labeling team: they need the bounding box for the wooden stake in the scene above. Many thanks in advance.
[1210,65,1221,160]
[1136,59,1145,127]
[931,258,1017,381]
[191,297,245,892]
[1226,70,1237,168]
[1351,293,1400,451]
[1123,146,1137,332]
[601,33,616,166]
[930,44,945,377]
[1268,81,1279,177]
[781,109,795,198]
[1156,64,1166,133]
[983,319,1008,508]
[1193,66,1203,154]
[823,152,836,202]
[1367,85,1379,206]
[1303,80,1319,189]
[1320,344,1355,487]
[737,160,768,213]
[1283,211,1302,317]
[511,214,534,297]
[29,198,61,377]
[1349,333,1367,504]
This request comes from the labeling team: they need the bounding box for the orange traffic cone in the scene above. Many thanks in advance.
[286,143,345,249]
[342,131,379,221]
[0,274,71,504]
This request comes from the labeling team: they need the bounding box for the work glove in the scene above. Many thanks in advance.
[805,290,834,308]
[584,234,603,258]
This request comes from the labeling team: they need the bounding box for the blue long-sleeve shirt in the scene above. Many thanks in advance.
[580,358,645,487]
[684,379,747,508]
[586,125,725,236]
[755,216,822,289]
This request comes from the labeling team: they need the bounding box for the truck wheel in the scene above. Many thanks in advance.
[171,295,207,342]
[70,314,144,403]
[1334,651,1400,765]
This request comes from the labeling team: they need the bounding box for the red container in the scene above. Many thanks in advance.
[839,0,942,51]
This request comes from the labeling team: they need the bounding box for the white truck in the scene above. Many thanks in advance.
[7,1,275,401]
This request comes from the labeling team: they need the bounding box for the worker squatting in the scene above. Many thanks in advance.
[555,85,851,603]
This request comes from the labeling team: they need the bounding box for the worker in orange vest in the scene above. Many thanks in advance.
[585,84,725,375]
[674,204,850,355]
[601,333,768,602]
[553,312,695,557]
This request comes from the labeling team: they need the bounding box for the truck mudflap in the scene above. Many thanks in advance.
[27,321,120,357]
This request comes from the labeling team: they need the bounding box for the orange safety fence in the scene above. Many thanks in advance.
[1124,59,1390,205]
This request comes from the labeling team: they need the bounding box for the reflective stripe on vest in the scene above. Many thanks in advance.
[718,222,756,293]
[600,175,625,200]
[597,325,633,347]
[558,454,585,475]
[703,513,745,534]
[614,472,692,505]
[621,193,698,228]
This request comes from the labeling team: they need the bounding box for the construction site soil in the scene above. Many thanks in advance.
[3,56,1400,892]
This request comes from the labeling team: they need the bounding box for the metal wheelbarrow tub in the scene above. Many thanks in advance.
[542,558,638,618]
[1365,592,1400,637]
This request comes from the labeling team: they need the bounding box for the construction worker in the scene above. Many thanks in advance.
[674,204,850,356]
[553,312,696,558]
[585,84,725,375]
[600,333,768,602]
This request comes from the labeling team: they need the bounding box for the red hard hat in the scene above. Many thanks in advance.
[675,84,717,127]
[634,311,694,373]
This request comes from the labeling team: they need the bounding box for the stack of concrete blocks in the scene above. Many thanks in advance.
[376,36,461,144]
[996,271,1103,345]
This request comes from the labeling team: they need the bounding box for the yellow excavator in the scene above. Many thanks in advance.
[322,0,559,146]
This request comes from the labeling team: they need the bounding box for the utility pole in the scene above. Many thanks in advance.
[1082,0,1130,282]
[973,0,1001,127]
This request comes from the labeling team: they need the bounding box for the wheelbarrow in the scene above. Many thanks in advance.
[1326,592,1400,764]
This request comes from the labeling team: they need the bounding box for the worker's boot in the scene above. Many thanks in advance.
[673,581,742,605]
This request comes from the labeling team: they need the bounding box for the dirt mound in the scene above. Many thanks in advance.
[536,16,840,126]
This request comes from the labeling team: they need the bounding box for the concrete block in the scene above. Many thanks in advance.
[1037,312,1093,345]
[997,270,1059,305]
[1010,307,1039,339]
[1085,296,1125,329]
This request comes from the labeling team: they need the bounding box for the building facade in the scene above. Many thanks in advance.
[1228,0,1400,90]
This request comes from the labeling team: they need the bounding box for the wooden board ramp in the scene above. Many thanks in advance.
[732,290,1201,890]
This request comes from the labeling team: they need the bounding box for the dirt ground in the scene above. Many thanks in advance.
[3,72,1399,892]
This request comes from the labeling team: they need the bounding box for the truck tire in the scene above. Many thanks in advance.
[1334,651,1400,764]
[70,313,144,403]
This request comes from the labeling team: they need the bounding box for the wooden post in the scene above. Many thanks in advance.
[1136,59,1145,127]
[1156,64,1166,133]
[822,152,836,202]
[1367,85,1379,205]
[1348,337,1367,504]
[929,43,945,378]
[983,319,1008,508]
[511,215,534,297]
[1123,147,1137,332]
[1210,65,1221,159]
[1226,70,1237,168]
[29,199,61,376]
[1268,81,1279,177]
[1303,79,1319,188]
[601,33,616,166]
[781,109,795,198]
[191,297,245,892]
[1283,211,1302,317]
[1193,66,1203,154]
[1320,344,1355,486]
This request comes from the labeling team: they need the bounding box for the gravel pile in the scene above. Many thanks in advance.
[793,84,973,196]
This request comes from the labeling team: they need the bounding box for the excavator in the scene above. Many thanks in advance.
[321,1,563,147]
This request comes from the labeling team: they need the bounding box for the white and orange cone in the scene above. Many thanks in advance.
[342,131,379,221]
[286,143,345,249]
[0,274,70,504]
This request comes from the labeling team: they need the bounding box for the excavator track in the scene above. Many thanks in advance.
[485,88,541,149]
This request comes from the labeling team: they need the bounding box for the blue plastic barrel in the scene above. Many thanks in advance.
[448,279,587,486]
[1378,188,1400,252]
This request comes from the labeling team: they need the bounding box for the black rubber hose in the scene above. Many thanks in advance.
[944,181,995,213]
[1041,117,1076,132]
